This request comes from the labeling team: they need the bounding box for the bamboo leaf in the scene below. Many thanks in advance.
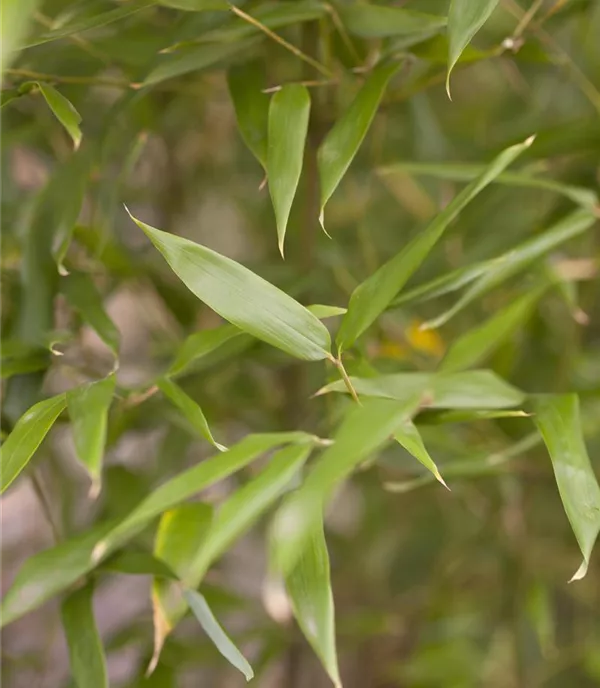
[1,0,40,71]
[127,209,332,361]
[184,589,254,681]
[267,84,311,256]
[447,0,499,97]
[228,61,269,168]
[318,62,400,231]
[157,377,226,451]
[336,136,534,352]
[284,517,341,688]
[67,375,116,498]
[394,420,447,488]
[340,4,446,39]
[61,581,108,688]
[306,304,347,319]
[99,549,178,579]
[159,0,229,9]
[35,82,82,150]
[1,393,66,494]
[533,395,600,582]
[168,325,243,377]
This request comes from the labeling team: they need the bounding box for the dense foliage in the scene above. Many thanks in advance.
[2,1,600,686]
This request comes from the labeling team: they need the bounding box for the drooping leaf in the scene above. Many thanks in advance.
[228,60,269,168]
[284,517,341,688]
[271,396,423,575]
[394,420,447,488]
[447,0,499,97]
[32,82,82,150]
[316,370,525,410]
[61,581,108,688]
[62,272,120,356]
[1,0,40,71]
[439,285,547,373]
[184,589,254,681]
[127,210,332,361]
[168,325,243,377]
[267,84,311,256]
[533,394,600,581]
[340,4,446,39]
[67,375,116,497]
[157,377,226,451]
[0,393,66,494]
[336,136,534,352]
[318,62,400,230]
[423,208,596,330]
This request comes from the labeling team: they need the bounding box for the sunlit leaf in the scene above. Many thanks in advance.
[318,62,400,230]
[127,209,332,361]
[306,304,347,319]
[284,517,341,688]
[61,581,108,688]
[340,4,446,39]
[533,394,600,581]
[34,82,82,150]
[157,377,226,451]
[184,589,254,681]
[394,420,447,488]
[336,136,534,352]
[267,84,311,256]
[0,393,66,494]
[67,375,116,497]
[447,0,499,97]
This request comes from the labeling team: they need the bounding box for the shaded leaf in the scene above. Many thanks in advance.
[1,0,40,70]
[128,210,332,361]
[394,420,447,488]
[267,84,311,256]
[99,549,177,579]
[1,393,66,494]
[318,62,400,229]
[159,0,229,9]
[341,4,446,39]
[1,342,49,379]
[67,375,116,497]
[35,82,82,150]
[284,518,341,688]
[184,589,254,681]
[533,395,600,581]
[336,136,534,352]
[447,0,499,96]
[61,581,108,688]
[168,325,242,377]
[157,377,225,451]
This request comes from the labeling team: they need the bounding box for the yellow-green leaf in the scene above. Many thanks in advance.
[394,420,447,488]
[1,0,40,71]
[36,82,82,150]
[128,209,332,361]
[267,84,311,256]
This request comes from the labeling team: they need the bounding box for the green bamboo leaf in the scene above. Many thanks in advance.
[284,518,341,688]
[1,341,49,379]
[61,581,108,688]
[159,0,229,9]
[99,549,178,579]
[420,409,529,425]
[1,393,66,494]
[62,272,120,357]
[34,82,82,150]
[394,420,447,488]
[184,589,254,681]
[157,377,226,451]
[447,0,499,97]
[423,208,596,330]
[1,0,40,70]
[336,136,534,352]
[318,62,400,231]
[168,325,244,377]
[377,162,599,209]
[316,370,524,409]
[127,209,331,361]
[340,4,446,39]
[439,285,548,373]
[267,84,311,256]
[272,396,423,575]
[1,433,315,627]
[306,304,347,319]
[228,61,269,168]
[533,395,600,582]
[67,375,116,498]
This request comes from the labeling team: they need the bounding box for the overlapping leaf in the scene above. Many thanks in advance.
[340,4,446,39]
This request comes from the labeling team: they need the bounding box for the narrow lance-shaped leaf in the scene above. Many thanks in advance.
[1,0,40,71]
[284,517,341,688]
[67,375,116,498]
[157,377,226,451]
[34,82,82,150]
[336,136,534,352]
[318,62,400,230]
[184,589,254,681]
[394,420,447,488]
[439,285,548,373]
[272,396,424,575]
[228,61,269,168]
[61,582,108,688]
[127,209,331,361]
[267,84,311,256]
[1,393,66,494]
[168,325,242,377]
[533,395,600,582]
[423,208,596,330]
[340,4,446,39]
[447,0,499,97]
